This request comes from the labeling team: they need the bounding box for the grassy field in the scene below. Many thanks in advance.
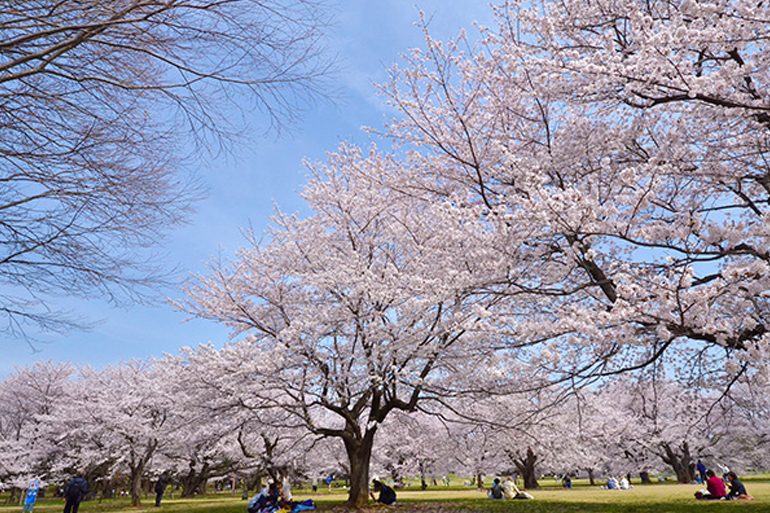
[3,477,769,513]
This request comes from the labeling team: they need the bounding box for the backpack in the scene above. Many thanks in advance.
[291,499,316,512]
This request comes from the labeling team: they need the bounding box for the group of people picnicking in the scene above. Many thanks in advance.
[243,468,756,511]
[487,477,534,500]
[695,469,753,501]
[247,480,316,513]
[246,478,396,513]
[59,465,756,513]
[603,476,633,490]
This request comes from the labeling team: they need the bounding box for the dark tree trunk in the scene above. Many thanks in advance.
[343,427,376,508]
[640,472,651,484]
[99,483,116,500]
[180,461,212,497]
[660,441,693,484]
[512,447,540,489]
[587,468,595,486]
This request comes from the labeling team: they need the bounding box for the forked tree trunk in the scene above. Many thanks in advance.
[343,427,377,508]
[660,441,693,484]
[512,447,540,489]
[180,461,212,497]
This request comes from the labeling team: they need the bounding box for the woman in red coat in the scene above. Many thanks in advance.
[695,470,726,500]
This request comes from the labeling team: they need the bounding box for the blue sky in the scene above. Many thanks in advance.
[1,1,494,376]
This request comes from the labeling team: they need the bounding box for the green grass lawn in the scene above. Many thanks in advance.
[3,477,769,513]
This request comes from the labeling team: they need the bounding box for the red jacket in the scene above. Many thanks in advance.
[706,475,726,498]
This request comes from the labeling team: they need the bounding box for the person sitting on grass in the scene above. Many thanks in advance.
[619,476,632,490]
[488,478,504,500]
[726,472,753,500]
[502,476,521,499]
[370,480,396,505]
[695,470,727,500]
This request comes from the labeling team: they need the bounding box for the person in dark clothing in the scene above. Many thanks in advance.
[726,472,752,500]
[696,460,707,484]
[370,480,396,505]
[247,485,268,513]
[63,472,88,513]
[488,478,504,500]
[154,475,169,507]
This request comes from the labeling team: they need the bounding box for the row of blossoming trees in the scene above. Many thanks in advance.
[0,359,325,506]
[5,0,770,507]
[1,359,768,506]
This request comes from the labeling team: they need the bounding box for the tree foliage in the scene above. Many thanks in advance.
[376,0,770,384]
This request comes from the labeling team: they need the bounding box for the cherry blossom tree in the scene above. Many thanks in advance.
[709,381,770,473]
[425,387,562,490]
[68,360,185,506]
[372,410,455,489]
[580,373,770,483]
[148,386,241,498]
[172,345,334,491]
[375,0,770,388]
[179,144,521,507]
[0,362,75,500]
[554,386,652,484]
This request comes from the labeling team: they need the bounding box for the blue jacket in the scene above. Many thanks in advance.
[65,477,87,502]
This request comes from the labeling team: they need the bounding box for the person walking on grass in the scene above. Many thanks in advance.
[154,474,169,507]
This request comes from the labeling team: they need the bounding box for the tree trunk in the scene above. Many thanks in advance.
[180,461,212,497]
[476,474,484,489]
[659,441,693,484]
[241,471,263,500]
[640,472,651,484]
[513,447,540,489]
[587,468,595,486]
[129,466,143,507]
[342,427,376,508]
[129,441,158,507]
